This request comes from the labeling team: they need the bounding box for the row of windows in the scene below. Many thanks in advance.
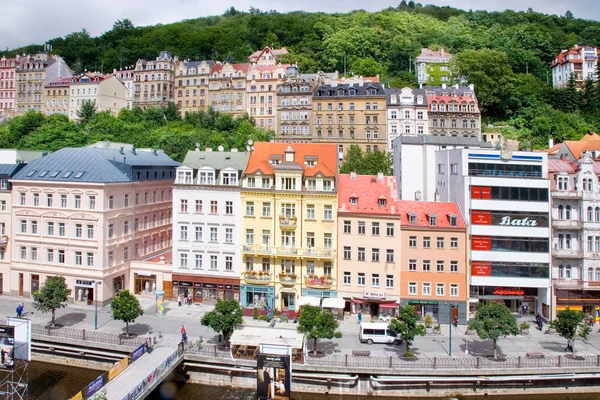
[408,259,460,272]
[180,199,234,214]
[19,246,94,266]
[342,272,395,288]
[482,262,549,279]
[343,221,395,236]
[408,236,460,249]
[408,282,459,297]
[471,186,549,202]
[316,102,380,111]
[108,213,171,237]
[179,253,233,271]
[19,220,94,238]
[389,110,425,120]
[245,230,333,248]
[432,119,477,129]
[342,247,395,262]
[18,190,172,209]
[245,258,333,276]
[179,225,234,243]
[557,265,600,281]
[245,202,333,220]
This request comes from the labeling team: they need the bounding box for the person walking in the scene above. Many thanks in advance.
[357,310,362,324]
[16,303,23,318]
[177,295,182,307]
[181,325,187,344]
[187,292,193,306]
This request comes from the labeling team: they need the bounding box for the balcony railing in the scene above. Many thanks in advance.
[551,190,582,199]
[553,248,583,259]
[279,216,297,229]
[468,168,543,179]
[552,219,582,230]
[304,275,334,289]
[0,236,7,246]
[552,279,583,289]
[242,272,272,285]
[278,273,298,285]
[301,248,334,258]
[242,245,275,255]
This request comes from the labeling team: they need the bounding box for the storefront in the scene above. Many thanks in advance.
[406,299,440,320]
[74,279,97,305]
[112,274,125,295]
[172,274,240,303]
[241,285,274,311]
[556,289,600,323]
[134,272,157,295]
[349,291,399,317]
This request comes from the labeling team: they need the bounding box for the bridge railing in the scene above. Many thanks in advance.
[31,323,147,347]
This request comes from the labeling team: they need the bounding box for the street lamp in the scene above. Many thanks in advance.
[93,281,102,330]
[449,304,456,356]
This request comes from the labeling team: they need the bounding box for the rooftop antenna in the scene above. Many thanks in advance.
[218,145,224,152]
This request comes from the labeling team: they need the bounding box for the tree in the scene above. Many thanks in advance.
[339,144,364,174]
[469,303,518,359]
[388,305,426,357]
[200,298,243,342]
[297,305,342,353]
[111,290,144,337]
[339,145,393,176]
[32,276,72,328]
[77,99,98,124]
[552,307,591,353]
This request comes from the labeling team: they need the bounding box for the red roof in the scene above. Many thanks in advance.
[45,77,72,87]
[398,200,466,229]
[338,174,400,216]
[248,47,289,62]
[142,250,172,264]
[210,62,249,75]
[417,48,452,59]
[245,143,337,178]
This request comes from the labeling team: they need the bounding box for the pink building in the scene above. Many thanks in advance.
[0,57,18,120]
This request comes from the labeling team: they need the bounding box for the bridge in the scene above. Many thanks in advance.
[103,344,183,400]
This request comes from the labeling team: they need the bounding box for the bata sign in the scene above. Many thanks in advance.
[498,216,538,227]
[472,211,548,227]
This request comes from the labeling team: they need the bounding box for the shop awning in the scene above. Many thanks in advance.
[230,326,305,349]
[322,297,346,309]
[297,296,321,307]
[379,302,399,309]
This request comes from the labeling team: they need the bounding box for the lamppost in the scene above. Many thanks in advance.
[449,304,456,356]
[93,281,102,330]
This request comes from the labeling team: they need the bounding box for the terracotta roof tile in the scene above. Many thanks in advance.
[398,200,466,229]
[245,143,337,178]
[338,174,399,215]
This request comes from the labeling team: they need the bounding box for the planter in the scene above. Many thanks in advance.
[433,329,441,335]
[466,329,474,335]
[521,328,529,335]
[426,327,434,334]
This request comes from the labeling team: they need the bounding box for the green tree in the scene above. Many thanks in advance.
[339,144,364,174]
[388,305,426,357]
[362,151,393,175]
[297,305,342,353]
[111,290,144,337]
[469,303,518,359]
[200,298,243,342]
[77,99,98,124]
[32,276,72,328]
[552,307,591,353]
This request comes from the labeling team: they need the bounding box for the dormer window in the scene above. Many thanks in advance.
[350,196,358,205]
[247,177,256,188]
[449,214,457,226]
[199,171,215,185]
[408,213,417,225]
[429,213,437,226]
[366,88,377,95]
[221,172,238,186]
[378,198,387,207]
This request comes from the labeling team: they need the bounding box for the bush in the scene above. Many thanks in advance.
[258,314,270,322]
[253,307,259,320]
[433,324,441,331]
[519,321,531,330]
[279,315,289,322]
[403,351,415,359]
[424,314,434,328]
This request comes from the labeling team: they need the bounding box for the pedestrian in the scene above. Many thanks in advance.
[453,316,459,328]
[536,313,543,331]
[357,310,362,324]
[187,292,193,306]
[177,295,182,307]
[15,304,23,318]
[181,325,187,344]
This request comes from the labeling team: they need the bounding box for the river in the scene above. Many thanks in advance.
[26,362,600,400]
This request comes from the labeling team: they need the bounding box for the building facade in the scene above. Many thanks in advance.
[386,87,428,150]
[551,44,598,89]
[172,149,249,303]
[209,62,248,117]
[175,60,213,116]
[133,51,177,109]
[0,57,18,121]
[425,85,481,139]
[398,200,468,325]
[114,68,135,110]
[44,77,71,116]
[69,73,127,120]
[436,148,551,319]
[337,173,401,315]
[312,78,387,159]
[416,48,452,86]
[9,147,179,305]
[240,143,338,316]
[275,67,317,143]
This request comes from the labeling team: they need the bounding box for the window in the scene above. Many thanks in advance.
[343,246,351,259]
[0,200,5,211]
[409,259,417,271]
[437,260,444,272]
[386,223,394,237]
[246,202,254,216]
[60,194,67,208]
[46,194,53,207]
[423,260,431,272]
[74,195,81,209]
[75,251,82,265]
[371,248,380,262]
[109,195,114,209]
[195,226,203,241]
[409,236,417,247]
[306,205,315,219]
[436,283,445,296]
[47,249,54,263]
[450,284,458,297]
[246,229,254,244]
[358,247,366,261]
[31,220,37,234]
[324,233,332,249]
[451,261,458,272]
[195,200,203,213]
[372,222,380,236]
[210,227,218,242]
[371,274,380,287]
[357,273,365,286]
[195,254,203,269]
[423,237,431,248]
[225,201,233,215]
[358,221,366,234]
[75,224,82,238]
[386,249,394,263]
[409,282,417,295]
[210,255,217,270]
[437,237,444,249]
[87,225,94,239]
[386,275,394,288]
[33,193,39,206]
[430,215,437,226]
[108,251,114,266]
[20,246,26,260]
[58,250,65,263]
[438,164,444,174]
[19,193,25,206]
[225,256,233,271]
[89,196,96,209]
[180,253,188,268]
[343,220,351,234]
[247,177,255,188]
[20,219,26,233]
[124,247,129,260]
[343,272,351,285]
[262,202,271,217]
[124,194,129,207]
[324,205,332,220]
[47,222,54,235]
[451,238,458,248]
[180,199,188,212]
[422,283,431,296]
[180,225,188,240]
[210,200,218,214]
[451,164,458,174]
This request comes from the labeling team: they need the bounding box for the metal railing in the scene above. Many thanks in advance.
[31,323,147,347]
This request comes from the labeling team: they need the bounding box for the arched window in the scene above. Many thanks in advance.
[565,265,572,279]
[566,205,572,220]
[558,265,564,278]
[596,207,600,222]
[558,205,564,219]
[588,206,593,222]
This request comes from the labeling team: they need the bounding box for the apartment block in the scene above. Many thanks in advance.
[425,84,481,139]
[416,48,452,85]
[551,44,598,89]
[69,73,127,119]
[175,60,213,115]
[386,87,428,150]
[133,51,177,108]
[0,57,18,121]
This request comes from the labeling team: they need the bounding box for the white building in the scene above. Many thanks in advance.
[551,44,598,89]
[70,73,127,120]
[172,148,249,303]
[436,148,551,319]
[114,69,135,110]
[386,87,428,151]
[392,135,490,201]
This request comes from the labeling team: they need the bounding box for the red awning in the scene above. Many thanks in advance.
[351,298,367,304]
[379,303,399,309]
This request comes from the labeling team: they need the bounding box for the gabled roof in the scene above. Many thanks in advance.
[244,143,337,178]
[181,150,249,171]
[398,200,466,229]
[0,164,24,177]
[248,47,289,62]
[560,135,600,160]
[13,147,179,183]
[45,77,72,88]
[338,174,400,216]
[416,48,452,61]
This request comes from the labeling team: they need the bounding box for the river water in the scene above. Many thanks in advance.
[26,361,600,400]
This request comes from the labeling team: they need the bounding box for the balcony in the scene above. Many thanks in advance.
[278,273,298,286]
[242,244,275,255]
[279,216,297,230]
[553,248,583,259]
[552,219,582,230]
[0,235,7,246]
[551,190,582,199]
[242,271,272,285]
[304,275,334,289]
[553,279,583,289]
[301,248,334,258]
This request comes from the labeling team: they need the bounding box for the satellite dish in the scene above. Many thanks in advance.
[195,142,200,148]
[246,145,250,151]
[218,145,224,152]
[247,139,254,146]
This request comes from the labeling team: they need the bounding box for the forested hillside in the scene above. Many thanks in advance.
[3,2,600,149]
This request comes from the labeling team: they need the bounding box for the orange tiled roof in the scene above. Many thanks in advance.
[563,135,600,160]
[338,174,400,216]
[244,142,337,178]
[398,200,466,229]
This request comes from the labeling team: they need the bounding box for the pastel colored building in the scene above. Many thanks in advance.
[9,146,179,305]
[44,77,71,116]
[425,84,481,139]
[398,200,468,324]
[240,143,338,315]
[386,87,428,150]
[175,60,213,115]
[172,149,249,303]
[0,57,18,121]
[133,51,177,109]
[551,44,598,89]
[69,73,127,120]
[114,68,135,110]
[209,62,248,117]
[337,173,402,315]
[416,48,452,85]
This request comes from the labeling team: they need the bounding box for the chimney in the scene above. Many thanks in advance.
[205,147,212,152]
[120,147,124,155]
[377,171,384,181]
[442,83,447,90]
[131,146,136,155]
[350,171,356,180]
[441,48,445,57]
[548,137,554,149]
[469,83,475,91]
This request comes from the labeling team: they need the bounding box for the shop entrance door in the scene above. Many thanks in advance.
[281,293,295,311]
[18,273,23,297]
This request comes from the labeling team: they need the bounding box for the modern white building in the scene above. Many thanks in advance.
[391,135,490,201]
[386,87,428,151]
[435,148,551,319]
[551,44,598,89]
[172,148,249,303]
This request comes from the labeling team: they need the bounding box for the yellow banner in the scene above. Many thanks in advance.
[69,392,82,400]
[108,356,129,381]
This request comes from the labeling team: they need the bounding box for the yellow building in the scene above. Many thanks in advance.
[240,142,338,316]
[175,60,213,116]
[209,62,248,117]
[43,77,71,116]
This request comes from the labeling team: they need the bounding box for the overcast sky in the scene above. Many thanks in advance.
[1,0,597,50]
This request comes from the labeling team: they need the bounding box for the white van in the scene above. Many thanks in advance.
[359,322,402,345]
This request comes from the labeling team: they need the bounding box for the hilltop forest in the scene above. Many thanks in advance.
[3,2,600,151]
